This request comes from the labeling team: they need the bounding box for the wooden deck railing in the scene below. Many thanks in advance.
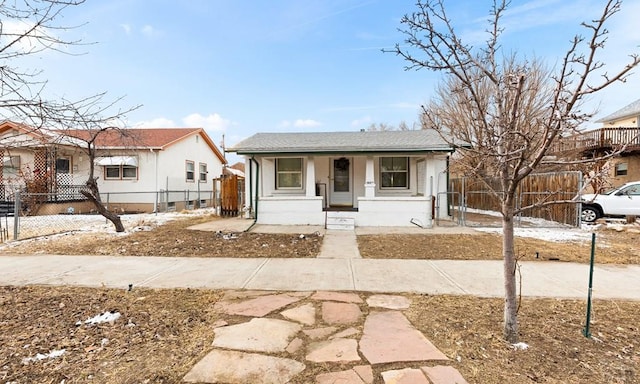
[550,127,640,154]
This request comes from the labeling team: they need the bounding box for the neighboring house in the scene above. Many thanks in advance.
[228,130,462,228]
[594,98,640,184]
[550,99,640,188]
[0,121,226,214]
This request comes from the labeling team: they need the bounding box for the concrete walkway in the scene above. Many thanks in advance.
[1,254,639,300]
[318,230,361,258]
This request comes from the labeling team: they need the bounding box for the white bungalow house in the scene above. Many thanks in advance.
[0,121,226,214]
[229,130,463,228]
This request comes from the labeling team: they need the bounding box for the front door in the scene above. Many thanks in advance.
[330,157,352,206]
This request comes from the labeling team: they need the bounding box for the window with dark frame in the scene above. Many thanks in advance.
[276,158,303,189]
[186,160,195,181]
[55,158,70,174]
[380,157,409,189]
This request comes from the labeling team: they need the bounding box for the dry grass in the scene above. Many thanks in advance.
[358,229,640,264]
[0,215,322,258]
[1,286,638,383]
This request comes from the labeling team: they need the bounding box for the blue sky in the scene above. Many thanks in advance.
[20,0,640,162]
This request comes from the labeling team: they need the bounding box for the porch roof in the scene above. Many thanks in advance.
[229,130,464,155]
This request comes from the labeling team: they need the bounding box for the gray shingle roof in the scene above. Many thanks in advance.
[596,98,640,123]
[229,130,463,154]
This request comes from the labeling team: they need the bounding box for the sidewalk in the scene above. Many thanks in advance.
[1,254,639,300]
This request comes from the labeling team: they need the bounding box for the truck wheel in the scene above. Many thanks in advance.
[581,206,601,223]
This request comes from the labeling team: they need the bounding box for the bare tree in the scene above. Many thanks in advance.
[388,0,639,342]
[1,0,137,231]
[366,121,414,131]
[366,122,395,131]
[50,95,138,232]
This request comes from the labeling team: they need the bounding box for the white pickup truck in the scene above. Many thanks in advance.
[580,181,640,223]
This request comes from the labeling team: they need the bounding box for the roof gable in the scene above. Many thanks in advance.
[0,122,226,163]
[0,121,49,143]
[596,98,640,123]
[60,128,227,163]
[229,130,462,155]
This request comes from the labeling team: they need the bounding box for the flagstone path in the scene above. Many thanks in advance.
[183,290,469,384]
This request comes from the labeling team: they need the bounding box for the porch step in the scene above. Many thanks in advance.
[326,212,355,230]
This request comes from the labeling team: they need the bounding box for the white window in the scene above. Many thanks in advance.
[104,165,138,180]
[615,162,628,176]
[380,157,409,189]
[199,163,208,182]
[276,158,303,189]
[186,161,195,182]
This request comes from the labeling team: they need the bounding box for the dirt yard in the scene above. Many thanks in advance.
[1,286,637,383]
[1,214,638,265]
[0,214,639,383]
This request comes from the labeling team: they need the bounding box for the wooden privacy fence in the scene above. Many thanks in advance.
[450,171,582,226]
[219,174,241,217]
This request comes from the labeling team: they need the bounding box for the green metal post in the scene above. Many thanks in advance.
[583,232,596,338]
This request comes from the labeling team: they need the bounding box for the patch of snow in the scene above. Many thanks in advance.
[0,208,217,248]
[512,342,529,350]
[475,226,593,242]
[22,348,66,364]
[465,208,637,242]
[77,311,121,326]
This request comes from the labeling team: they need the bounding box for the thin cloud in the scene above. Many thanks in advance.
[323,105,378,112]
[390,102,419,110]
[2,20,53,53]
[294,119,321,128]
[351,116,372,127]
[120,24,131,35]
[270,0,377,38]
[459,0,600,44]
[182,113,233,132]
[133,113,233,131]
[141,25,160,38]
[278,119,322,129]
[133,117,176,128]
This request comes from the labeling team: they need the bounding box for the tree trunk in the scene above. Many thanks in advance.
[502,201,518,343]
[81,179,125,233]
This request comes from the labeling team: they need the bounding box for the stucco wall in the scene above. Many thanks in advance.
[609,156,640,185]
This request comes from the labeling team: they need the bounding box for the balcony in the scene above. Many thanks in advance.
[550,127,640,155]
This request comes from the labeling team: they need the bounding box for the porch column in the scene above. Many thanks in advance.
[365,156,375,198]
[306,156,316,197]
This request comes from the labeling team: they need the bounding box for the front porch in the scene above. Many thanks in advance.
[255,194,435,228]
[250,153,445,228]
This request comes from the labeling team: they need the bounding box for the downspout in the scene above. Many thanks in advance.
[245,156,259,232]
[153,149,159,214]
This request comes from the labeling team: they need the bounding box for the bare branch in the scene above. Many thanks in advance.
[390,0,639,344]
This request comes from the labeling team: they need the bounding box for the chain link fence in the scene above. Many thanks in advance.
[1,188,223,241]
[444,171,583,228]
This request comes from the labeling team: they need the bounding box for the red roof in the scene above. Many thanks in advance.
[62,128,226,163]
[1,122,226,164]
